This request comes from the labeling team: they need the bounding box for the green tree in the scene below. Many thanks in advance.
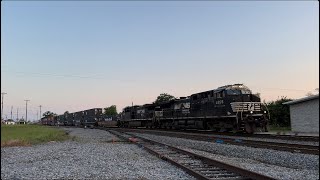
[104,105,118,116]
[154,93,176,104]
[43,111,57,118]
[266,96,293,127]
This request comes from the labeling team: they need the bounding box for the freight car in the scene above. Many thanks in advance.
[40,116,56,126]
[57,115,65,126]
[119,84,269,133]
[55,108,103,127]
[65,112,74,126]
[74,111,83,127]
[82,108,103,127]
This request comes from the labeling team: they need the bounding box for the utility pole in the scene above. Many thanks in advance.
[39,105,42,120]
[24,100,30,122]
[11,106,13,120]
[1,92,7,121]
[16,108,19,121]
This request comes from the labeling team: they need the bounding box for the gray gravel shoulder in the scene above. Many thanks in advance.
[130,132,319,180]
[1,127,195,180]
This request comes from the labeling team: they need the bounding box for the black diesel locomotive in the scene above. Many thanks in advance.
[119,84,269,133]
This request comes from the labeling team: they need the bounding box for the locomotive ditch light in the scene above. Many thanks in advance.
[250,111,253,114]
[264,111,267,113]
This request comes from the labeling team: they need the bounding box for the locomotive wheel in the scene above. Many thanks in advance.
[245,123,251,133]
[252,123,257,133]
[206,122,217,131]
[245,123,256,134]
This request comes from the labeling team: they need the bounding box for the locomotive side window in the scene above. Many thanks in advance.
[192,95,197,100]
[215,91,225,98]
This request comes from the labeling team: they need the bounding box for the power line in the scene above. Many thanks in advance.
[248,86,310,92]
[9,71,105,80]
[4,70,134,83]
[6,70,315,92]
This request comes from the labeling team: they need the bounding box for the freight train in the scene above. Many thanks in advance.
[41,108,104,128]
[43,84,269,133]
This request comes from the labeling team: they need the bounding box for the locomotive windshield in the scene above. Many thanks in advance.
[241,89,251,94]
[225,84,252,95]
[226,89,241,95]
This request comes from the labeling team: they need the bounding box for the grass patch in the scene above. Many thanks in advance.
[1,124,69,147]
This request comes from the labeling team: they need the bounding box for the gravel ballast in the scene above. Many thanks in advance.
[1,128,195,180]
[129,132,319,179]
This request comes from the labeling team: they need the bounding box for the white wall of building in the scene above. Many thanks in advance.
[290,98,319,133]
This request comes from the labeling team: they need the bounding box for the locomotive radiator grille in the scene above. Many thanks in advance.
[230,102,261,112]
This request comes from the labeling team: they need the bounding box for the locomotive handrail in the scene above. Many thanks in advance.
[233,102,265,129]
[235,102,247,126]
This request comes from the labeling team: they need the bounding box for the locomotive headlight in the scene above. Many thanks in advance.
[264,111,267,113]
[250,111,253,114]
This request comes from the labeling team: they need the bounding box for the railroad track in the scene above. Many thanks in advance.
[137,128,319,142]
[108,129,274,180]
[115,128,319,155]
[65,125,319,142]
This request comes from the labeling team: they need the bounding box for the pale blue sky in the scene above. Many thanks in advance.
[1,1,319,121]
